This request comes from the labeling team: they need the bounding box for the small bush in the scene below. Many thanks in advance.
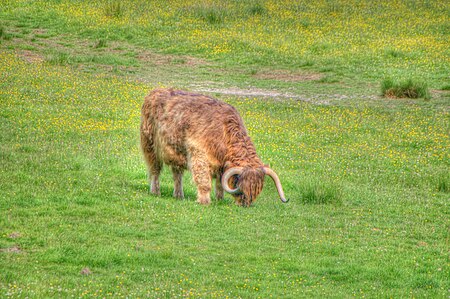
[381,78,430,99]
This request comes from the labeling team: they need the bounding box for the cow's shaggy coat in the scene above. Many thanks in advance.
[140,88,287,206]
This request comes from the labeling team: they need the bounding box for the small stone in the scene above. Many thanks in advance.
[8,232,21,239]
[80,267,92,276]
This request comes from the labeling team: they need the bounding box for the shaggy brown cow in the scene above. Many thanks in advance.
[140,88,288,206]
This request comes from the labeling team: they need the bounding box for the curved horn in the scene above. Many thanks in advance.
[221,167,243,194]
[263,167,289,203]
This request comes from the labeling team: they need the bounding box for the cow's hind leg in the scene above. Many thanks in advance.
[172,167,184,199]
[141,132,162,195]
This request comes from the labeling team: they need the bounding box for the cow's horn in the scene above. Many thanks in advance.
[222,167,243,194]
[263,167,289,203]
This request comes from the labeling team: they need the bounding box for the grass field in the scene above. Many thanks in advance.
[1,0,449,298]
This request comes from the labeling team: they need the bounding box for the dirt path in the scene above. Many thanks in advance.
[193,86,381,104]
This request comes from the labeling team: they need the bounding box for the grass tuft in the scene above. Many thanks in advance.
[0,26,12,41]
[246,2,266,16]
[104,0,125,18]
[46,52,72,65]
[192,4,229,24]
[318,74,339,83]
[299,179,342,205]
[384,48,405,58]
[381,78,430,99]
[94,39,107,49]
[437,175,449,193]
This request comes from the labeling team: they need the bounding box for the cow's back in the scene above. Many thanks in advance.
[141,88,243,169]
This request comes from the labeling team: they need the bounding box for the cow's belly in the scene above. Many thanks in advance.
[152,131,185,166]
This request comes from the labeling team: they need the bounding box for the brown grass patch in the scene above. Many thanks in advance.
[18,50,45,63]
[32,28,48,35]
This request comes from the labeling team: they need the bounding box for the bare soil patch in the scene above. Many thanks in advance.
[193,86,327,103]
[0,245,21,253]
[138,51,207,67]
[253,70,322,82]
[195,87,302,99]
[191,86,381,105]
[8,232,22,239]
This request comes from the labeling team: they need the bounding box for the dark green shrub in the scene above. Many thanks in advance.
[382,78,430,99]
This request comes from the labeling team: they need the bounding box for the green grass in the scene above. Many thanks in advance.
[1,0,449,90]
[1,0,449,298]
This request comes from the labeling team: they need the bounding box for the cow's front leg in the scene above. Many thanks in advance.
[215,173,224,200]
[189,149,211,205]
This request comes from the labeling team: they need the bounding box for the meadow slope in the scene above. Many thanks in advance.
[0,1,449,298]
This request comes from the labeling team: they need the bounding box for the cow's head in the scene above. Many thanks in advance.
[222,166,288,206]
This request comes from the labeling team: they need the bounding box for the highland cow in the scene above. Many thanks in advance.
[140,88,288,206]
